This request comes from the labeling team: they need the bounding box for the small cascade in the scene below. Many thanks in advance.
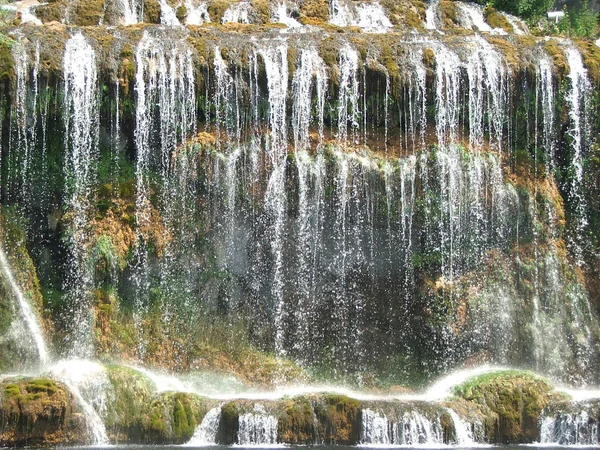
[159,0,181,26]
[540,407,599,445]
[394,411,444,445]
[222,2,251,24]
[273,2,301,28]
[537,54,555,170]
[504,13,529,35]
[187,405,222,445]
[330,0,392,33]
[361,409,391,445]
[292,47,327,152]
[49,360,110,445]
[445,408,479,445]
[466,35,507,152]
[238,404,278,445]
[563,43,592,265]
[337,44,360,144]
[433,42,461,147]
[405,46,427,151]
[185,1,211,25]
[0,245,48,365]
[425,0,439,30]
[120,0,142,25]
[63,32,99,358]
[258,42,289,358]
[455,2,492,32]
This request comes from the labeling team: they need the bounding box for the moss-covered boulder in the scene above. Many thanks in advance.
[312,394,361,444]
[0,378,86,446]
[141,391,214,444]
[277,396,316,444]
[452,370,556,443]
[103,365,155,442]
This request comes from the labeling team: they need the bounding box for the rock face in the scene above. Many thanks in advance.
[0,379,87,447]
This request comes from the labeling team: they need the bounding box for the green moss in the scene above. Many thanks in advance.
[172,395,197,441]
[452,370,555,443]
[299,0,328,23]
[73,0,104,25]
[484,6,513,33]
[176,5,188,22]
[278,397,315,444]
[208,0,232,23]
[251,0,270,23]
[26,379,58,395]
[217,401,239,444]
[144,0,162,23]
[0,39,14,82]
[576,39,600,85]
[313,395,361,445]
[440,0,457,28]
[545,40,570,79]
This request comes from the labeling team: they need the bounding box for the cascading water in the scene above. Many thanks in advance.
[132,31,196,356]
[63,32,99,358]
[337,44,360,145]
[0,245,48,365]
[49,360,111,445]
[222,2,252,24]
[185,1,211,25]
[238,404,278,445]
[541,407,599,445]
[187,405,222,445]
[330,0,392,33]
[563,43,592,266]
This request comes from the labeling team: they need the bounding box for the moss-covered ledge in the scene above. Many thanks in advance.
[0,378,87,447]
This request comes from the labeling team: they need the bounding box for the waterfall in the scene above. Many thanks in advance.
[361,409,391,445]
[466,35,507,152]
[337,44,360,144]
[445,408,479,445]
[258,42,289,358]
[120,0,142,25]
[187,405,222,445]
[273,2,302,28]
[537,55,555,170]
[133,31,196,356]
[455,2,492,32]
[222,2,251,24]
[434,42,461,147]
[238,405,278,445]
[425,0,439,30]
[63,32,99,358]
[159,0,181,26]
[563,43,592,265]
[541,408,599,445]
[185,1,211,25]
[330,0,392,33]
[49,360,110,445]
[0,245,48,365]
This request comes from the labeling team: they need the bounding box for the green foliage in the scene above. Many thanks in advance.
[558,1,599,38]
[477,0,554,22]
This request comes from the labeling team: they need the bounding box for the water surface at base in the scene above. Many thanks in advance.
[28,445,600,450]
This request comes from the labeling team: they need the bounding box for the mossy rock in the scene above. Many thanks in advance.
[545,40,569,79]
[72,0,105,25]
[142,391,214,444]
[484,6,512,33]
[144,0,162,23]
[452,370,555,443]
[104,365,155,441]
[277,396,316,444]
[312,394,361,444]
[299,0,328,23]
[216,401,239,444]
[0,378,86,446]
[207,0,233,23]
[439,0,457,28]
